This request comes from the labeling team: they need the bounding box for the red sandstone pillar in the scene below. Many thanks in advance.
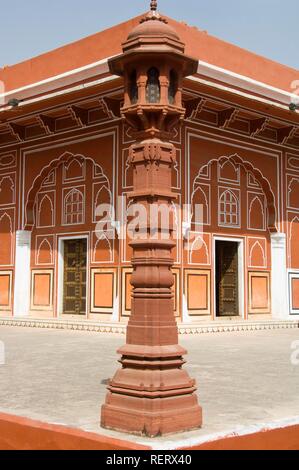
[101,2,202,437]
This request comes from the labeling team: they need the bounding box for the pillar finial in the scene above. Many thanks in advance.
[150,0,158,11]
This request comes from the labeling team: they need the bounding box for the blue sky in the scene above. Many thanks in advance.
[0,0,298,69]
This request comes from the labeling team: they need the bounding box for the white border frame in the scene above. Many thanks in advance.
[213,236,245,319]
[288,271,299,315]
[30,269,54,311]
[57,234,89,318]
[248,271,271,314]
[90,267,116,314]
[184,268,211,316]
[0,270,13,311]
[0,171,17,207]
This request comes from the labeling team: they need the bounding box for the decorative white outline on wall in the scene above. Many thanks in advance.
[92,233,113,264]
[185,128,280,232]
[247,172,261,189]
[0,174,16,207]
[286,153,299,173]
[41,169,56,187]
[248,193,266,231]
[122,148,133,190]
[36,238,54,266]
[0,151,17,169]
[288,215,299,269]
[0,211,13,267]
[188,232,211,266]
[36,192,55,228]
[217,158,240,186]
[22,129,117,230]
[191,183,210,227]
[249,240,267,268]
[62,157,86,183]
[92,183,112,224]
[287,176,299,210]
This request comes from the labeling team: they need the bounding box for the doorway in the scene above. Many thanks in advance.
[216,240,240,317]
[62,239,87,315]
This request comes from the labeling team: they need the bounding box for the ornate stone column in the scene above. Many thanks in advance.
[101,1,202,437]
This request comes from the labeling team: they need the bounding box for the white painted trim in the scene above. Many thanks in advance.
[0,75,118,113]
[213,236,245,319]
[13,231,31,317]
[0,52,298,114]
[187,75,299,113]
[0,57,113,101]
[0,45,297,124]
[57,234,89,318]
[195,60,299,107]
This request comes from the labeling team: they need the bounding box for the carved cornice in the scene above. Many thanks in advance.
[218,107,238,128]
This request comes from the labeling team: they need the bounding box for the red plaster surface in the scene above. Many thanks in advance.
[0,13,297,93]
[0,412,298,450]
[0,412,149,450]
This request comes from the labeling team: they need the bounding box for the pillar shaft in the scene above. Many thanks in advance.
[101,140,202,436]
[271,232,288,319]
[13,230,31,317]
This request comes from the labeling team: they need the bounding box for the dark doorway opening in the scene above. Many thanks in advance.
[216,241,239,317]
[63,239,87,315]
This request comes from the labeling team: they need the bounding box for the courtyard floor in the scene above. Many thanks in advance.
[0,325,299,447]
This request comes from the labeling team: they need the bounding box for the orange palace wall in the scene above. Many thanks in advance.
[0,107,298,321]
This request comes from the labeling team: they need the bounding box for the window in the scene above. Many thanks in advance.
[64,189,84,225]
[129,70,138,104]
[168,70,177,105]
[146,67,160,103]
[219,190,239,226]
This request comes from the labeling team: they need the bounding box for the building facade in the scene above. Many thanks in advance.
[0,10,299,326]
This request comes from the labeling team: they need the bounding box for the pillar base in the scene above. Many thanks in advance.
[101,394,202,437]
[101,344,202,437]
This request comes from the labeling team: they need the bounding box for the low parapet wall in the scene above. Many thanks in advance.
[0,412,298,450]
[0,412,149,450]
